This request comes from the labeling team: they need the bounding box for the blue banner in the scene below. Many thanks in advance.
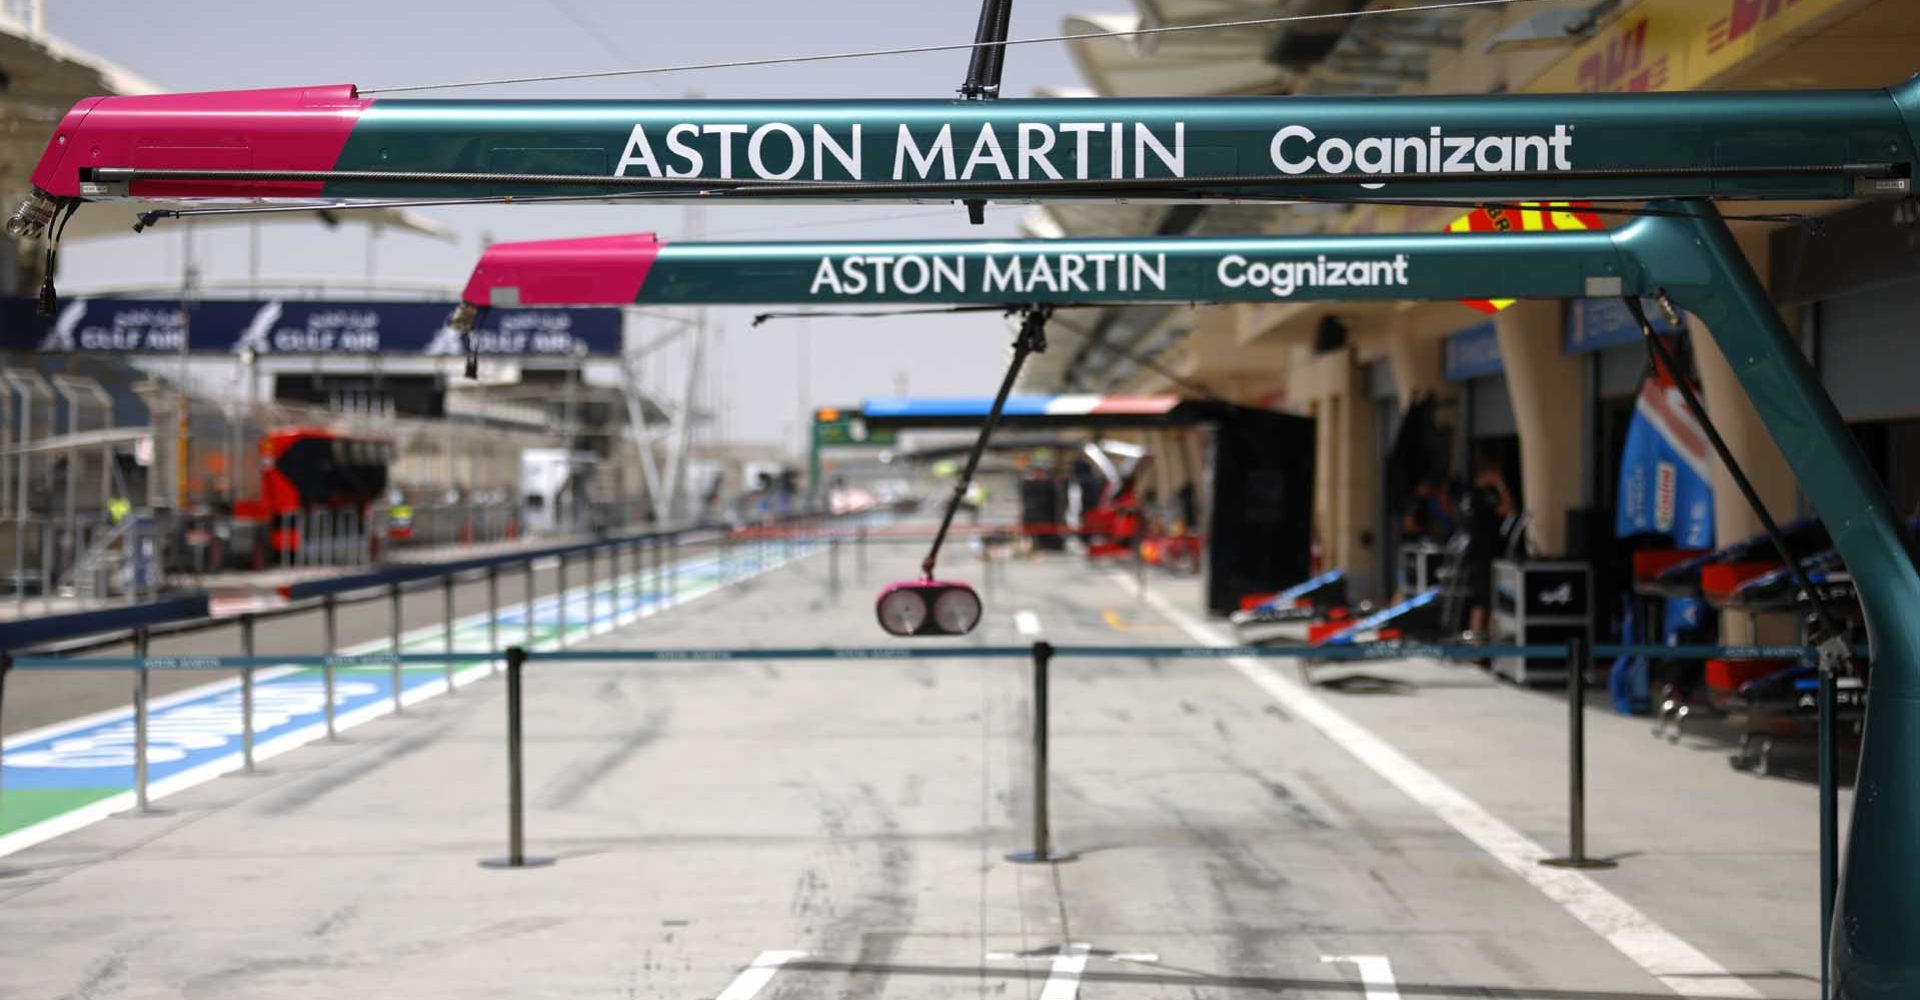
[1,297,622,356]
[1443,322,1501,381]
[1616,372,1714,549]
[1566,297,1686,354]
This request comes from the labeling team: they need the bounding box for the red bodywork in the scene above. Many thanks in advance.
[28,85,370,199]
[462,233,665,309]
[232,427,392,565]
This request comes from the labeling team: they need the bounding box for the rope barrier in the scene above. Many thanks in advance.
[12,642,1870,671]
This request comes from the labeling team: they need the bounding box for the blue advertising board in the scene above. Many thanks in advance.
[0,297,621,356]
[1565,297,1686,354]
[1442,322,1502,381]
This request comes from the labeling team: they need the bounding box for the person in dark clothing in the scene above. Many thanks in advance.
[1463,457,1515,637]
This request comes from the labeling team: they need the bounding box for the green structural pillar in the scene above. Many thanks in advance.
[1625,200,1920,999]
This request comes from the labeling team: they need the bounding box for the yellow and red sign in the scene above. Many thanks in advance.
[1445,202,1607,313]
[1525,0,1862,95]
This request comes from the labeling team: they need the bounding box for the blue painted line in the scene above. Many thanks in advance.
[0,540,819,847]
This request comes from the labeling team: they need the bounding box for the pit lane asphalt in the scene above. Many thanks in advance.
[0,539,1809,999]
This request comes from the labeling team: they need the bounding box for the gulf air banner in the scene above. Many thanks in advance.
[1,298,620,356]
[1445,202,1606,313]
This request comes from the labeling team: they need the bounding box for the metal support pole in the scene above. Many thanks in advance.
[133,627,150,812]
[556,553,569,645]
[481,646,552,870]
[829,536,840,593]
[388,584,404,714]
[1818,638,1843,1000]
[525,560,537,648]
[442,573,457,694]
[487,566,500,674]
[585,546,597,633]
[609,540,623,621]
[240,614,256,772]
[1006,641,1074,864]
[1543,639,1613,870]
[0,653,10,802]
[322,595,338,739]
[857,525,868,580]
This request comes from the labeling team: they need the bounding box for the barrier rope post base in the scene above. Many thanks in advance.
[1006,640,1076,865]
[480,646,553,870]
[1542,638,1615,871]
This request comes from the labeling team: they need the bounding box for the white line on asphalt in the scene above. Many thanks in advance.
[714,950,807,1000]
[1321,955,1401,1000]
[1113,573,1762,1000]
[1014,610,1043,636]
[1041,943,1091,1000]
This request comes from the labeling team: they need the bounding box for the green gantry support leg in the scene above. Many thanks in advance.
[1631,199,1920,999]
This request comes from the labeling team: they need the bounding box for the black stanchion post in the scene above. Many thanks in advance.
[323,595,338,739]
[388,584,404,714]
[240,613,256,772]
[1007,641,1075,864]
[481,646,552,870]
[1818,637,1843,1000]
[133,626,150,812]
[442,573,457,695]
[1543,638,1614,870]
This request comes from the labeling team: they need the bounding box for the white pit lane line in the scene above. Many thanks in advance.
[1112,573,1762,1000]
[713,950,807,1000]
[1322,955,1402,1000]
